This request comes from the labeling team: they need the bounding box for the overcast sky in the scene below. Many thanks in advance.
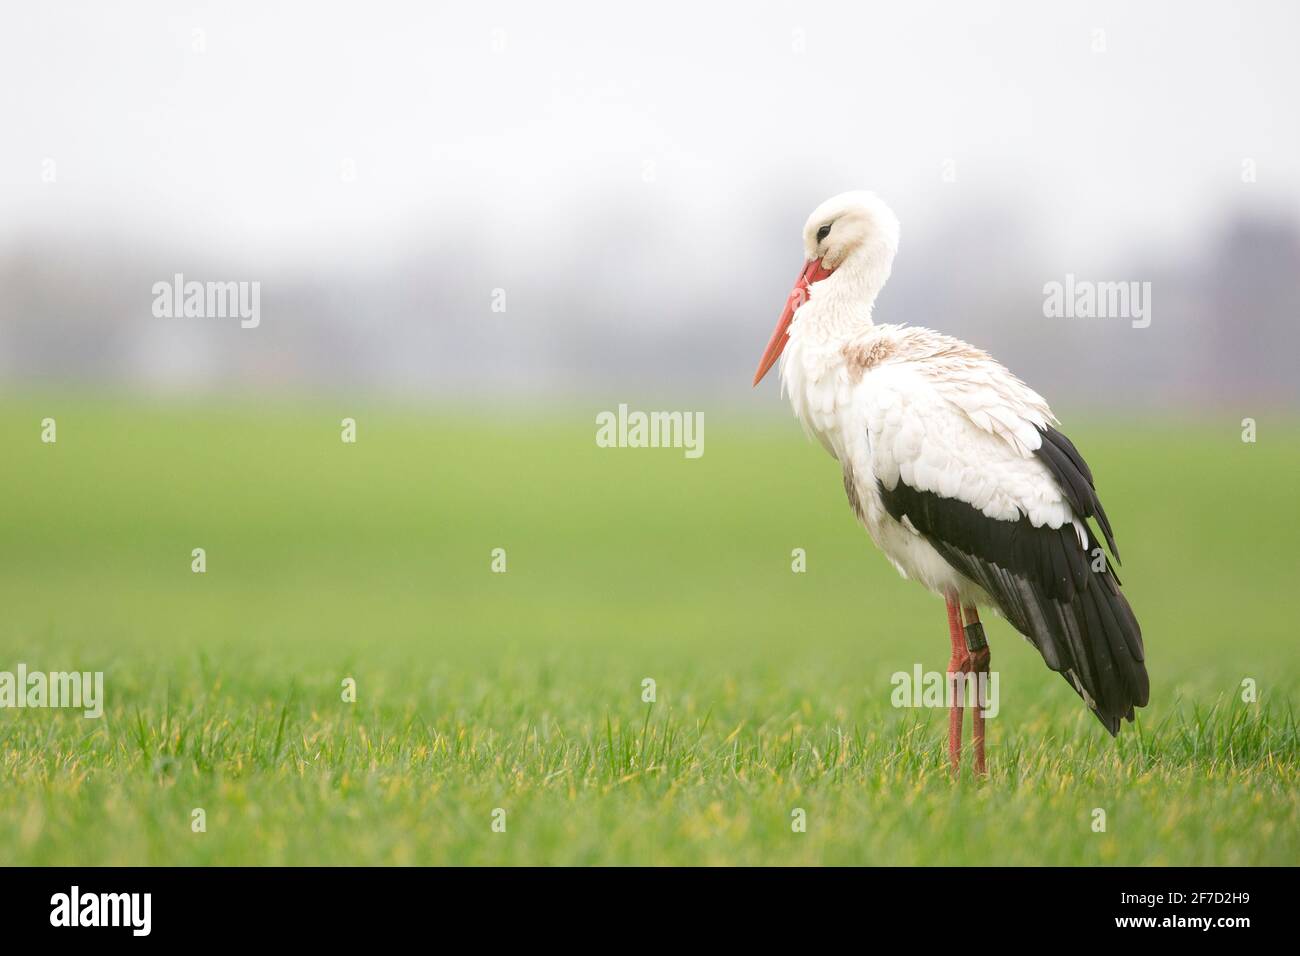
[3,0,1297,272]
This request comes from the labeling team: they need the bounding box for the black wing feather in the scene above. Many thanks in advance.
[1036,425,1120,563]
[877,425,1148,735]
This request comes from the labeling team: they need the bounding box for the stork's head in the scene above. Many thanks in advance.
[753,191,900,386]
[800,190,900,273]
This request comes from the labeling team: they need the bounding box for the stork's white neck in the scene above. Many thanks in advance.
[795,247,894,343]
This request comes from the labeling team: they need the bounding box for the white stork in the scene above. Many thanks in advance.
[753,191,1149,775]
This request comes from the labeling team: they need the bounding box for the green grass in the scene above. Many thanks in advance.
[0,396,1296,865]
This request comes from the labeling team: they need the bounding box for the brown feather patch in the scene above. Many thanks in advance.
[841,339,896,383]
[842,464,866,522]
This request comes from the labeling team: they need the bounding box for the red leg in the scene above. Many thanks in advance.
[945,590,967,775]
[963,604,990,776]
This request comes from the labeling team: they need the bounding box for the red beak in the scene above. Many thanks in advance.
[752,258,834,386]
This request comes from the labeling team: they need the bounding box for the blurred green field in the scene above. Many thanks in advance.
[0,396,1296,865]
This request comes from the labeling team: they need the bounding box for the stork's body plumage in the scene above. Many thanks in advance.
[755,192,1149,772]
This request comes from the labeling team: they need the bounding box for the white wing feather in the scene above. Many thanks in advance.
[852,327,1078,534]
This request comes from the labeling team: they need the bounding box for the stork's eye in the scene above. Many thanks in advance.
[816,223,833,242]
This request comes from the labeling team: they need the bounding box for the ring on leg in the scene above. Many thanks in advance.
[963,605,990,776]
